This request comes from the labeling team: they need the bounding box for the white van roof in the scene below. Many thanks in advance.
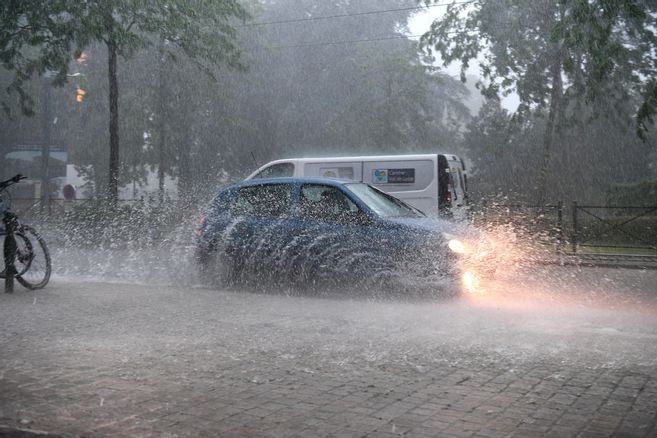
[247,154,465,180]
[262,153,461,164]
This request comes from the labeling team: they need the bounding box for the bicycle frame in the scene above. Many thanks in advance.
[1,175,27,293]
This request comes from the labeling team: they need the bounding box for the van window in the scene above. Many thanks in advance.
[448,173,458,201]
[450,170,459,189]
[252,163,294,179]
[303,162,361,181]
[319,167,354,179]
[232,184,291,218]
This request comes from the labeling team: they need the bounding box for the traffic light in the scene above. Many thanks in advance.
[76,84,86,103]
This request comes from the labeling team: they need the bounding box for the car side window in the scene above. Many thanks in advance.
[300,184,362,223]
[232,184,291,218]
[252,163,294,179]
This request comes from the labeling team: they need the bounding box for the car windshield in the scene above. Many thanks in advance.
[345,183,423,218]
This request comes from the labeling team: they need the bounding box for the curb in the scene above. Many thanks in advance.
[0,426,60,437]
[535,254,657,270]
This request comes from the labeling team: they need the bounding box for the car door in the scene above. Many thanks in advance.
[293,183,382,284]
[227,183,293,280]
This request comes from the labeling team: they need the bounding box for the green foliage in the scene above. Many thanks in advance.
[0,0,80,115]
[421,0,657,136]
[0,0,249,115]
[1,0,249,203]
[423,0,657,203]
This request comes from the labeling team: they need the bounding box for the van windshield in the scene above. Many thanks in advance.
[345,183,424,218]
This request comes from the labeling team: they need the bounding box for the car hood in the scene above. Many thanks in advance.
[382,217,480,240]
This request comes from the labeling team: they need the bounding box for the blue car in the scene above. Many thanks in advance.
[195,178,487,295]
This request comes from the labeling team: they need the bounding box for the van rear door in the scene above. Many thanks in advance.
[437,155,451,215]
[437,154,469,218]
[446,156,468,219]
[447,158,467,206]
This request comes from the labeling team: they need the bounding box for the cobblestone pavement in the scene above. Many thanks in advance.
[1,266,657,437]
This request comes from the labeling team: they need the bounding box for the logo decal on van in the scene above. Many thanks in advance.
[373,169,415,184]
[373,169,388,183]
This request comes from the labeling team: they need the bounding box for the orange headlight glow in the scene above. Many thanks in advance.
[462,270,480,293]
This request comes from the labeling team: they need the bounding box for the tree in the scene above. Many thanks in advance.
[325,47,469,153]
[1,0,248,203]
[420,0,657,203]
[233,0,471,160]
[462,95,653,204]
[3,0,474,204]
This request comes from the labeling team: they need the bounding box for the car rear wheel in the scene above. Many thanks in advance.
[197,245,234,287]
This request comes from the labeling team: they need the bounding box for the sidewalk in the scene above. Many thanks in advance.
[1,277,656,437]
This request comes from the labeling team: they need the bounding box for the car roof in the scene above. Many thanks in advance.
[228,177,358,190]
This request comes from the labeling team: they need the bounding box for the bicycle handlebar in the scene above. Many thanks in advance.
[0,174,27,190]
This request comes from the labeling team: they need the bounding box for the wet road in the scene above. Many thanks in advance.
[0,265,656,437]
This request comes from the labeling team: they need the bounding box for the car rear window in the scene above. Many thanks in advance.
[232,184,292,218]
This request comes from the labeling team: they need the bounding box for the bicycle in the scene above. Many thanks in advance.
[0,175,51,291]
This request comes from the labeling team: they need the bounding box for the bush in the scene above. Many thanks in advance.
[606,180,657,206]
[54,198,196,249]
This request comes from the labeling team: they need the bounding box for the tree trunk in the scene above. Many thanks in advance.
[106,16,120,205]
[536,53,563,205]
[157,45,166,205]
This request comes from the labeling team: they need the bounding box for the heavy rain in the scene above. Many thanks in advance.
[1,1,657,436]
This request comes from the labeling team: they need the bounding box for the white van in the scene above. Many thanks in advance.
[246,154,468,218]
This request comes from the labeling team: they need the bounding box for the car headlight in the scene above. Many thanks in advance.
[448,239,468,254]
[443,233,471,254]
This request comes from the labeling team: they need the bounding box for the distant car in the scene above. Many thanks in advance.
[195,178,491,295]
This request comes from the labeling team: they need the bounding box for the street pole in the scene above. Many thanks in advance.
[41,75,52,214]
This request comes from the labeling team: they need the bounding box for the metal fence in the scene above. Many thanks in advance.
[473,201,657,256]
[571,203,657,255]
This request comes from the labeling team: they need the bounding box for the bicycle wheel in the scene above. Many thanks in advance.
[15,225,51,290]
